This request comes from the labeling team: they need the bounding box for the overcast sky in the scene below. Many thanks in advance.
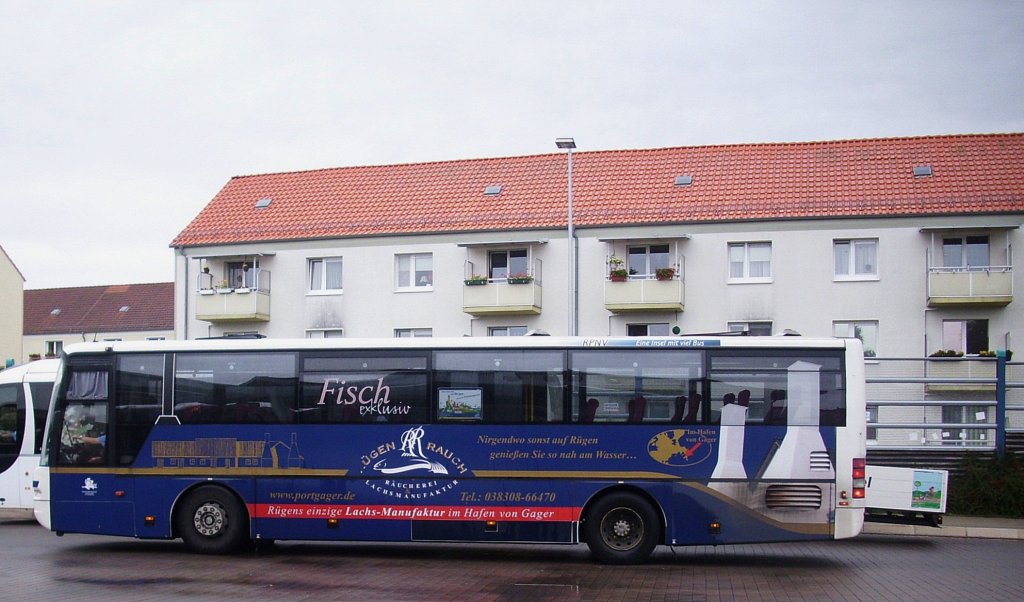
[3,0,1022,290]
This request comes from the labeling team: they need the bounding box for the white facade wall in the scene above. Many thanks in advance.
[175,215,1022,356]
[0,249,24,367]
[24,329,174,362]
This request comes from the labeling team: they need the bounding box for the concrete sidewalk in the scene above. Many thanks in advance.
[862,514,1024,540]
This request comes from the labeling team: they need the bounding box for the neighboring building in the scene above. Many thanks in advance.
[0,246,26,367]
[23,283,175,361]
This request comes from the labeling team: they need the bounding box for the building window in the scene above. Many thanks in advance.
[309,257,343,292]
[306,329,344,339]
[943,236,989,269]
[833,320,879,357]
[941,404,989,446]
[866,405,878,441]
[396,253,433,289]
[395,328,432,338]
[226,260,258,289]
[489,249,528,280]
[45,340,63,357]
[627,244,670,279]
[834,239,878,279]
[942,319,989,355]
[728,242,771,282]
[627,323,671,336]
[489,326,529,336]
[727,321,773,336]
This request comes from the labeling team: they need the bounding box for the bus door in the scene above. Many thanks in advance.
[52,362,135,536]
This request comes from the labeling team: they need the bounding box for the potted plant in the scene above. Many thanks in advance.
[464,274,487,286]
[216,279,233,293]
[507,272,533,284]
[608,256,628,282]
[28,353,42,361]
[655,267,676,281]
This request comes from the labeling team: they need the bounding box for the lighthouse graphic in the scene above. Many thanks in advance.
[709,360,834,522]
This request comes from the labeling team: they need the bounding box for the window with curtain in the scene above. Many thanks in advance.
[309,257,343,292]
[834,239,878,279]
[728,242,771,281]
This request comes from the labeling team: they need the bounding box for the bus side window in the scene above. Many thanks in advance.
[57,369,111,466]
[433,350,565,424]
[29,382,54,455]
[0,384,24,472]
[115,355,163,465]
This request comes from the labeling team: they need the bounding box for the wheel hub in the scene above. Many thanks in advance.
[194,502,226,537]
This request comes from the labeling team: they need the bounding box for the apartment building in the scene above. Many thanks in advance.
[172,133,1021,355]
[23,283,175,362]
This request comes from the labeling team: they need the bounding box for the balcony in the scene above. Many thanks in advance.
[604,277,685,313]
[463,279,542,316]
[927,266,1012,307]
[196,270,272,322]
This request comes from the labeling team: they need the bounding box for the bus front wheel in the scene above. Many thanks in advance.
[583,492,660,564]
[176,485,249,554]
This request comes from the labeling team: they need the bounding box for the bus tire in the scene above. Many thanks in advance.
[583,491,660,564]
[176,486,249,555]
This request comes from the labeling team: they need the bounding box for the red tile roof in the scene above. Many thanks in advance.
[24,283,174,336]
[171,134,1024,247]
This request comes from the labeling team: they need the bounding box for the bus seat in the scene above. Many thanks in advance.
[671,396,686,423]
[765,390,787,424]
[684,392,701,423]
[580,398,599,423]
[737,389,751,407]
[627,396,646,423]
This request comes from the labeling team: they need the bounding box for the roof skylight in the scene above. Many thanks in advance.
[674,175,694,186]
[913,165,933,178]
[255,197,272,209]
[119,306,131,313]
[484,184,503,196]
[50,308,61,316]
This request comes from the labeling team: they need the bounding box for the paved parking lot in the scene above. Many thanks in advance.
[3,518,1021,601]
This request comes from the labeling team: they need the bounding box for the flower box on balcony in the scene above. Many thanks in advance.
[507,273,533,284]
[464,275,488,286]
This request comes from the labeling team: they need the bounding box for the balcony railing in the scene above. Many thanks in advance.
[927,265,1012,306]
[462,277,542,315]
[196,269,272,322]
[604,276,685,313]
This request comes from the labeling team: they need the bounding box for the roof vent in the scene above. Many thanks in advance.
[254,197,272,209]
[912,165,933,178]
[484,184,503,196]
[119,306,131,313]
[50,308,61,316]
[674,175,693,186]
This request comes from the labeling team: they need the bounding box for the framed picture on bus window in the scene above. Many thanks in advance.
[438,388,482,420]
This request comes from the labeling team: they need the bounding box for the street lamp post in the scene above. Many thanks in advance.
[555,137,577,336]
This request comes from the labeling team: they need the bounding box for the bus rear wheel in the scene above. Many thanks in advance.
[583,492,660,564]
[176,485,249,554]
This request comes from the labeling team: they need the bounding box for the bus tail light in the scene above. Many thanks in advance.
[852,458,866,499]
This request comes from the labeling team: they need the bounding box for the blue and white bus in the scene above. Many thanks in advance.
[1,359,57,519]
[35,336,865,563]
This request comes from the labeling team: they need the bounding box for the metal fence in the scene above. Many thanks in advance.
[865,354,1022,457]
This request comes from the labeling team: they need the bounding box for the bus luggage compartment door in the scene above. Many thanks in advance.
[51,472,135,536]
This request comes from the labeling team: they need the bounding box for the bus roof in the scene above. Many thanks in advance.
[0,359,59,383]
[60,336,854,357]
